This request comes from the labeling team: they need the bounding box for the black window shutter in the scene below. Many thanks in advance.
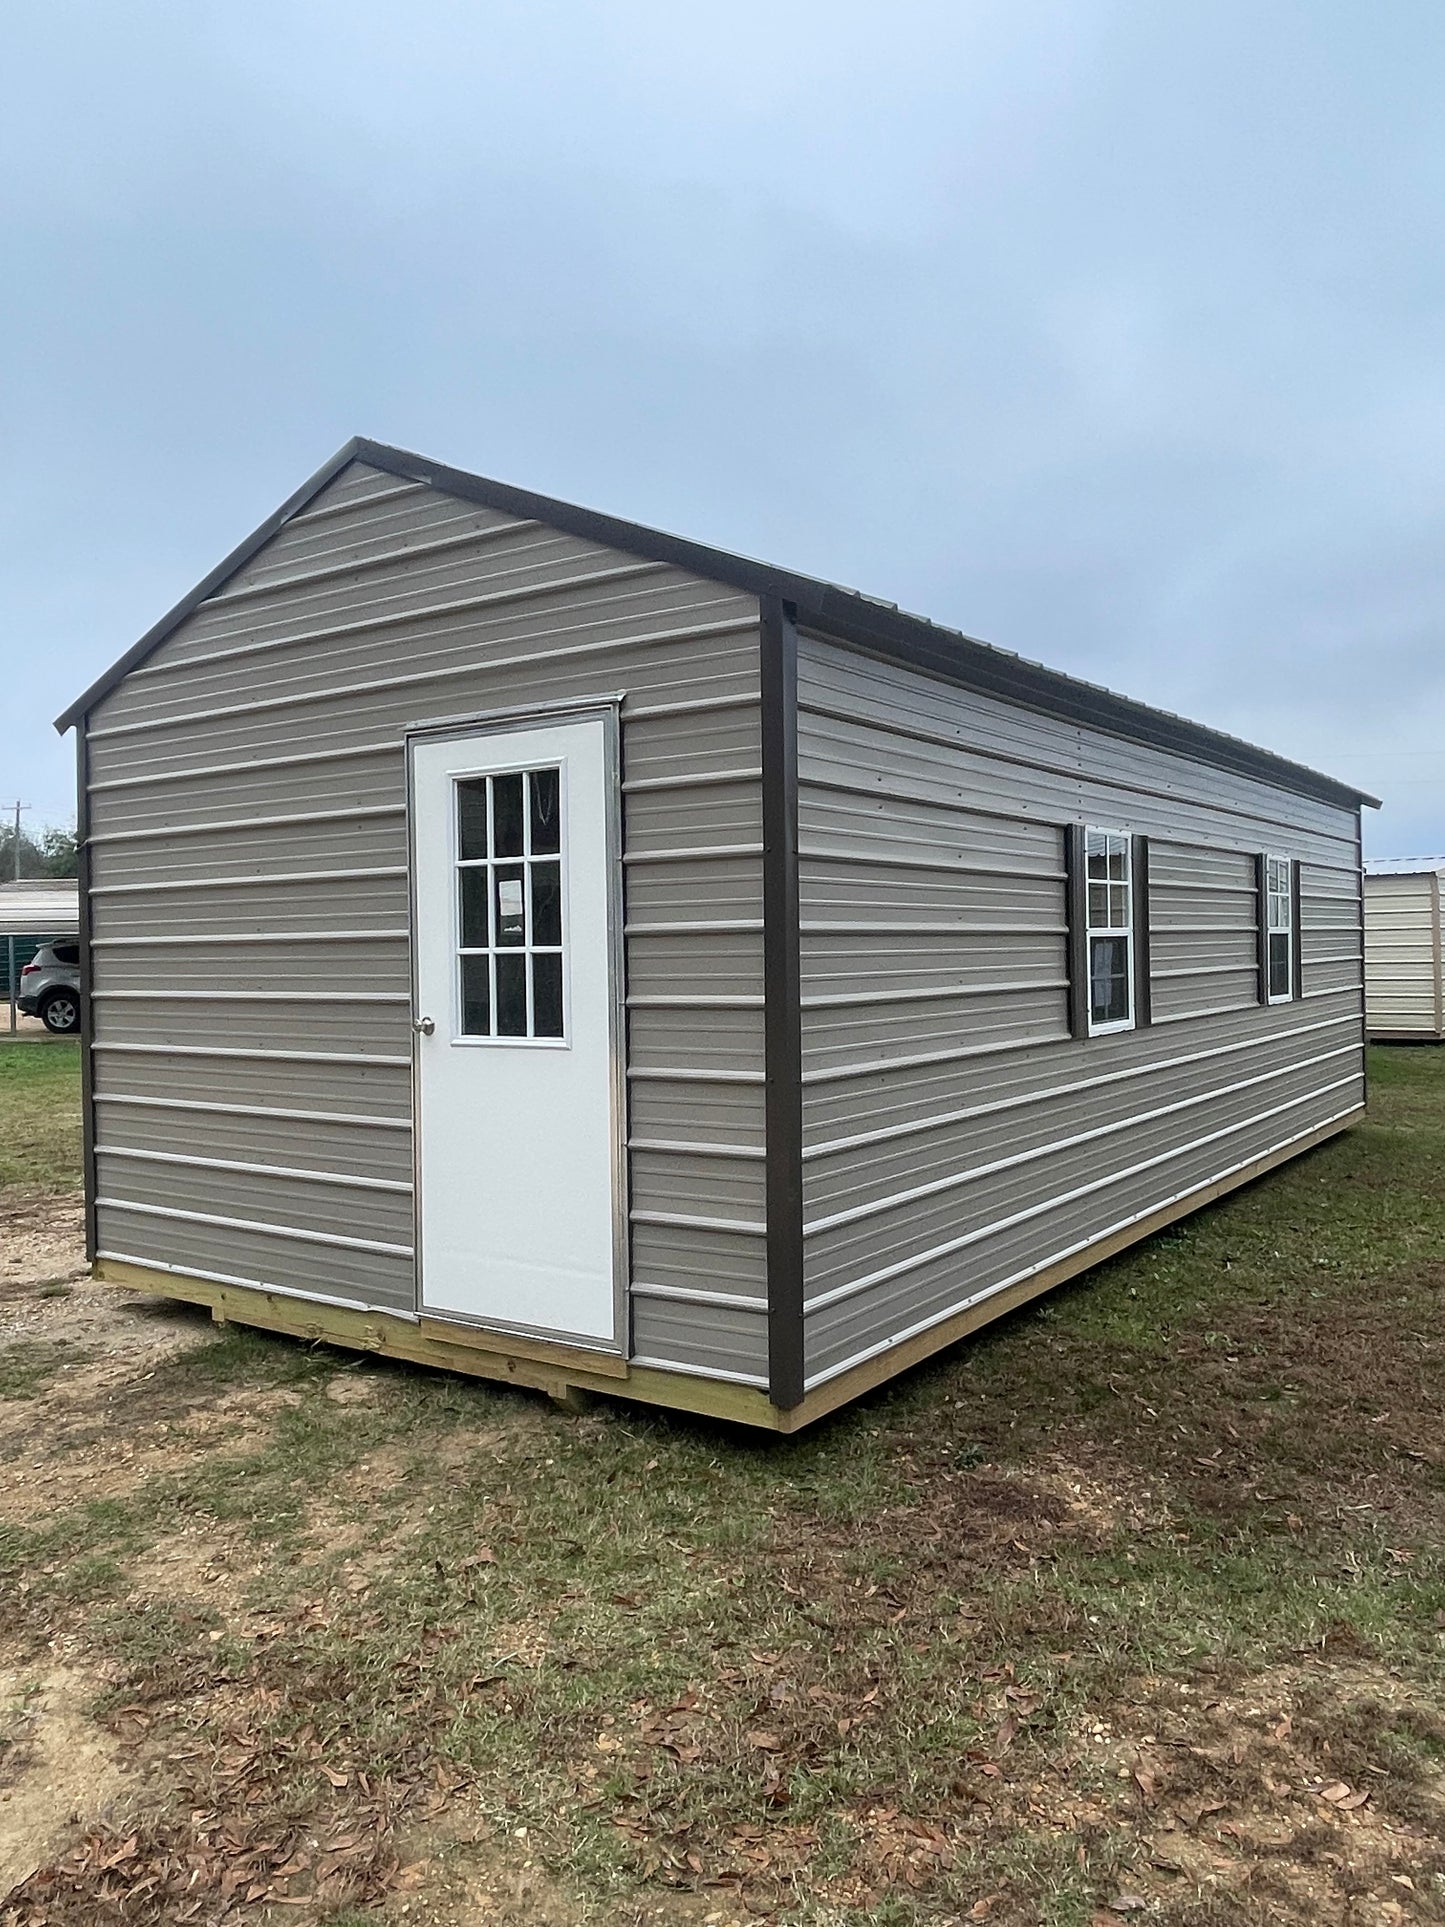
[1131,834,1152,1027]
[1063,823,1089,1039]
[1254,852,1270,1004]
[1290,859,1304,1001]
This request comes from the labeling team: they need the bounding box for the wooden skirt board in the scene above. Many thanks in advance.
[94,1110,1361,1433]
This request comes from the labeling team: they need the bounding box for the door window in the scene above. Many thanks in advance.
[454,766,565,1040]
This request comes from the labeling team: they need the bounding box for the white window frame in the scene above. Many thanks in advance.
[1265,853,1294,1004]
[1084,826,1135,1036]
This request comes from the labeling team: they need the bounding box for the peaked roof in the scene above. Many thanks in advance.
[1364,856,1445,875]
[56,436,1378,811]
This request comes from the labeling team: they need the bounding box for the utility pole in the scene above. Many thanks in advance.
[6,800,27,1034]
[9,799,26,880]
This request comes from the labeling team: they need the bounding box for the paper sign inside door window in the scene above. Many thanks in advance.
[499,877,524,934]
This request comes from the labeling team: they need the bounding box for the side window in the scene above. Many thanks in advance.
[1265,854,1294,1002]
[454,766,565,1042]
[1085,828,1135,1034]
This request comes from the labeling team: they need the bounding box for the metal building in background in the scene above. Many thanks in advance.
[55,440,1377,1429]
[0,879,79,1032]
[1364,858,1445,1041]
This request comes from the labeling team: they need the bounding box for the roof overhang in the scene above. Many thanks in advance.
[55,437,1380,814]
[0,881,79,940]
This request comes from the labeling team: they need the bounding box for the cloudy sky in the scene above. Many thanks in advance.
[2,2,1441,850]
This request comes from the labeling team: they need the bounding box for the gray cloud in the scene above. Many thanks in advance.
[2,1,1442,850]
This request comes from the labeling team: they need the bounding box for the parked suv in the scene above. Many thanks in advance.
[18,939,81,1034]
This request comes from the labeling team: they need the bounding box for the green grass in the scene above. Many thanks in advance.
[0,1036,81,1189]
[5,1046,1445,1923]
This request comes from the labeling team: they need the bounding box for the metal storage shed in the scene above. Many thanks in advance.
[56,439,1377,1430]
[1364,858,1445,1041]
[0,879,79,1031]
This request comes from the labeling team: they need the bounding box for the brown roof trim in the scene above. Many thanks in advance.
[55,436,1379,812]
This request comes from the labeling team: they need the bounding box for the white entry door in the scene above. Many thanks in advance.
[410,711,622,1348]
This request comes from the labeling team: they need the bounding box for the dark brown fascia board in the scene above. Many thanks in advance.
[54,435,1382,817]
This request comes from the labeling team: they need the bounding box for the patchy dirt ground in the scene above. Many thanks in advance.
[2,1047,1444,1924]
[0,1662,130,1898]
[0,1188,86,1296]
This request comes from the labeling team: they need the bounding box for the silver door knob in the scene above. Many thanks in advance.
[412,1015,436,1036]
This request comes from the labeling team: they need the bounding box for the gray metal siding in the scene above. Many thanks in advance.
[86,462,767,1373]
[1147,842,1260,1021]
[797,634,1365,1389]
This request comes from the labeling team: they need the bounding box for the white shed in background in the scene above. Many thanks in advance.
[1364,859,1445,1041]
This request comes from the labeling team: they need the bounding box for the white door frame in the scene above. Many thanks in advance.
[404,695,629,1351]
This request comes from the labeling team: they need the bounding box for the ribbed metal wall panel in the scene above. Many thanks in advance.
[93,1204,415,1312]
[95,1150,412,1245]
[796,634,1365,1389]
[801,993,1361,1141]
[88,751,401,835]
[1148,840,1260,1022]
[805,1071,1364,1382]
[92,936,406,993]
[804,1009,1362,1220]
[1301,858,1365,1000]
[91,1041,410,1116]
[1364,872,1443,1038]
[89,812,404,886]
[84,461,766,1377]
[624,1005,765,1079]
[799,645,1357,862]
[86,624,761,780]
[93,1097,411,1183]
[628,1296,768,1386]
[806,1054,1356,1302]
[87,876,411,940]
[92,997,410,1056]
[628,1077,765,1150]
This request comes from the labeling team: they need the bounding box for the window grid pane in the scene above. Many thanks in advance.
[1269,931,1292,998]
[455,767,565,1041]
[1265,855,1293,999]
[1083,827,1134,1030]
[1090,935,1131,1026]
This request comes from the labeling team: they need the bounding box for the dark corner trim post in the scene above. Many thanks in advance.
[1132,833,1152,1028]
[1063,823,1089,1041]
[1253,853,1270,1005]
[76,722,97,1263]
[760,596,804,1410]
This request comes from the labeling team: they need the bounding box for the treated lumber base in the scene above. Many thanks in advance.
[93,1258,784,1429]
[94,1109,1360,1434]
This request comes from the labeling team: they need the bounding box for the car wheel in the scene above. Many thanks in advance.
[39,991,80,1035]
